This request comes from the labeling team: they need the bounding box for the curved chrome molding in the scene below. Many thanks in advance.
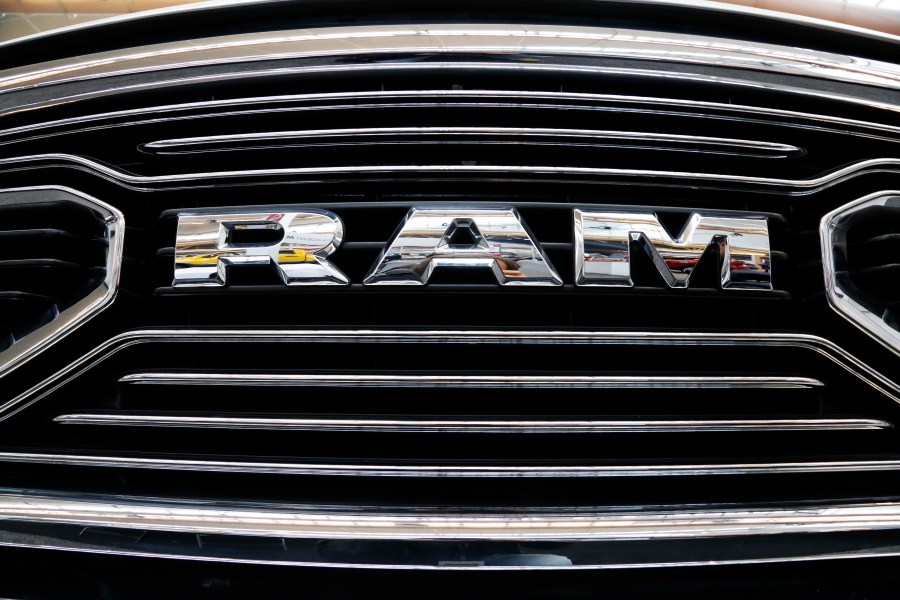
[0,186,123,380]
[143,127,801,158]
[117,372,823,389]
[3,0,900,52]
[3,90,900,149]
[53,414,890,434]
[3,28,900,125]
[1,153,899,193]
[7,491,900,568]
[3,492,900,541]
[2,24,900,98]
[4,329,898,421]
[821,190,900,356]
[5,451,900,477]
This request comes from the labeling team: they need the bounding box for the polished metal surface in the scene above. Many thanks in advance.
[2,23,900,98]
[6,490,900,568]
[0,186,124,379]
[142,127,803,158]
[4,0,900,51]
[6,451,900,477]
[2,90,899,150]
[2,153,899,193]
[116,372,823,389]
[173,208,347,286]
[5,328,898,420]
[53,414,891,433]
[4,491,900,541]
[821,191,900,355]
[575,210,772,290]
[1,23,900,125]
[364,207,561,286]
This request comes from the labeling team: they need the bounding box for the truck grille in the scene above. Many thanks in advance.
[0,19,897,569]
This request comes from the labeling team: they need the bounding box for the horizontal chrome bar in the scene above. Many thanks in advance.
[8,489,900,568]
[2,26,900,127]
[1,153,898,193]
[116,373,825,389]
[143,127,801,157]
[2,24,899,97]
[53,414,891,434]
[4,329,898,421]
[3,451,900,477]
[6,0,898,53]
[3,90,899,149]
[4,492,900,542]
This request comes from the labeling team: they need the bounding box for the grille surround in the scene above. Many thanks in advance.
[0,186,123,379]
[822,191,900,356]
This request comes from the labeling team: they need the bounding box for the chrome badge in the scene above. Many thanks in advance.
[575,210,772,290]
[173,209,348,286]
[173,205,773,289]
[363,207,562,286]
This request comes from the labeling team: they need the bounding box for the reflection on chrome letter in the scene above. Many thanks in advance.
[575,210,772,290]
[173,209,348,286]
[364,207,562,286]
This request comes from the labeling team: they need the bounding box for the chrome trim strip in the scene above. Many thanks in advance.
[3,451,900,477]
[4,329,898,420]
[3,0,899,51]
[53,414,891,434]
[0,186,124,380]
[4,492,900,541]
[143,127,801,157]
[5,59,900,126]
[2,24,900,97]
[1,153,898,192]
[821,190,900,356]
[117,373,824,389]
[3,90,899,147]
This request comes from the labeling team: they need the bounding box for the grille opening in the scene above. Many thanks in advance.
[846,202,900,330]
[0,193,110,352]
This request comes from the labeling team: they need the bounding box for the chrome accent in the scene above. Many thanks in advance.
[5,451,900,477]
[143,127,802,158]
[2,24,900,124]
[4,0,899,51]
[2,153,899,192]
[575,210,772,290]
[364,207,561,286]
[6,491,900,568]
[4,61,900,135]
[117,372,823,389]
[5,330,897,420]
[5,492,900,541]
[53,414,890,434]
[822,191,900,355]
[3,24,900,97]
[0,186,123,379]
[2,90,899,149]
[173,208,347,287]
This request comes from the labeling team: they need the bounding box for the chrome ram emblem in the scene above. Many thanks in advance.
[174,206,771,290]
